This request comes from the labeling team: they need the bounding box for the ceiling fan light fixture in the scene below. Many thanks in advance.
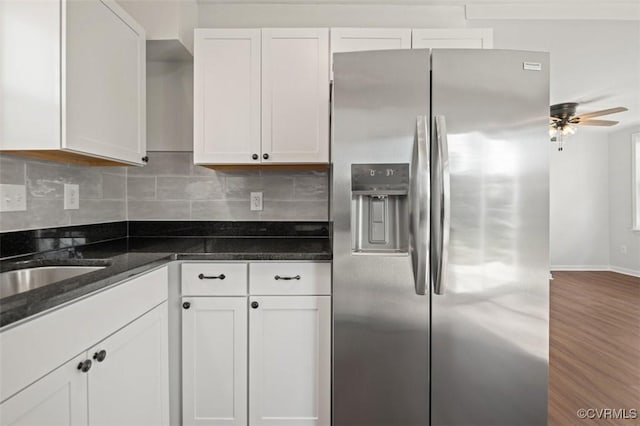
[561,124,577,136]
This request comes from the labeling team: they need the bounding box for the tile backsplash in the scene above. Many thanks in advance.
[0,154,127,232]
[0,152,329,232]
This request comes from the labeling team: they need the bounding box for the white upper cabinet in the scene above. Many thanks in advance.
[261,28,329,164]
[194,29,261,165]
[411,28,493,49]
[0,0,146,166]
[194,28,330,165]
[329,28,411,78]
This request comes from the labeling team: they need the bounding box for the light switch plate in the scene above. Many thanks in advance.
[250,192,263,211]
[0,184,26,212]
[64,184,79,210]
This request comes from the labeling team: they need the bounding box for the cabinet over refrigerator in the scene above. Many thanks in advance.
[331,48,550,426]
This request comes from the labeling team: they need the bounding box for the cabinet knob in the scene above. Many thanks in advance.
[262,153,269,160]
[141,156,149,163]
[251,301,259,309]
[183,301,191,310]
[252,153,259,160]
[93,350,107,362]
[77,359,92,373]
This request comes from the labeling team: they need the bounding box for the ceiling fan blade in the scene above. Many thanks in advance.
[575,119,619,126]
[573,107,628,120]
[549,116,562,122]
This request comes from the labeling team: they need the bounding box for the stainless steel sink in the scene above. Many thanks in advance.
[0,266,106,299]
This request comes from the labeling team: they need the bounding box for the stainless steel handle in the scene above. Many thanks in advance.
[409,115,430,296]
[274,275,301,281]
[198,273,226,280]
[433,115,450,295]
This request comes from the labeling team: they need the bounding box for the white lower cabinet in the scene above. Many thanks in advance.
[0,267,169,426]
[0,353,88,426]
[88,303,169,426]
[182,297,248,426]
[0,303,168,426]
[249,296,331,426]
[181,261,331,426]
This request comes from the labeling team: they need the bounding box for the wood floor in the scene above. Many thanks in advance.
[549,271,640,425]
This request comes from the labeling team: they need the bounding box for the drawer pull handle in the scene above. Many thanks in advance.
[198,273,226,280]
[274,275,301,281]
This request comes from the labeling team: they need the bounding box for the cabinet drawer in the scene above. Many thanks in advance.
[249,262,331,295]
[181,263,248,296]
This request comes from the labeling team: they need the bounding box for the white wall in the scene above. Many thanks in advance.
[117,0,198,53]
[147,61,193,151]
[467,19,639,269]
[608,126,640,276]
[197,5,640,269]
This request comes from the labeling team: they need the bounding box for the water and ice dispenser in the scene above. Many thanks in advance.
[351,164,409,254]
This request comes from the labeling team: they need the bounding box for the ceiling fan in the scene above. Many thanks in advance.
[549,102,628,151]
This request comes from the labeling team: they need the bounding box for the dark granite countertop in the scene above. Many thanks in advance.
[0,223,332,329]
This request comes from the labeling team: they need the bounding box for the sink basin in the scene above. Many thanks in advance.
[0,266,106,299]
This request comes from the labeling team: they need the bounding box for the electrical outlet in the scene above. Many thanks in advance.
[620,245,628,255]
[0,184,26,212]
[250,192,263,211]
[64,184,79,210]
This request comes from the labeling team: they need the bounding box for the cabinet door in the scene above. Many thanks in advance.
[0,353,88,426]
[330,28,411,79]
[64,0,146,165]
[249,296,331,426]
[182,297,248,426]
[88,303,169,426]
[262,29,329,164]
[411,28,493,49]
[194,29,261,165]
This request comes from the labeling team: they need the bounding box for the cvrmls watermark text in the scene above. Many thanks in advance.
[576,408,638,420]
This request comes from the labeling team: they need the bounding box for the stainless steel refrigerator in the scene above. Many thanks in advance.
[332,48,550,426]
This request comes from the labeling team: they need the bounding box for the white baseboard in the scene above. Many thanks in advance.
[550,265,610,271]
[550,265,640,278]
[610,266,640,278]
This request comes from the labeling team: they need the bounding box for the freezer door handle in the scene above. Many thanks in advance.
[409,115,430,296]
[434,115,450,295]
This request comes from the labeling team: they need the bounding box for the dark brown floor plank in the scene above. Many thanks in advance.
[549,271,640,426]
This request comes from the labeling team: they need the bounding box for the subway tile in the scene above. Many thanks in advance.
[294,175,329,200]
[127,176,156,200]
[26,162,103,199]
[157,176,224,200]
[102,173,126,199]
[225,175,294,200]
[128,200,190,220]
[259,200,327,221]
[191,200,261,221]
[0,154,26,185]
[294,201,329,220]
[128,151,193,176]
[68,200,126,224]
[25,161,69,199]
[0,199,69,232]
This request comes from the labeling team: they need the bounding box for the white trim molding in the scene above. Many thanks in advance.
[551,265,610,271]
[610,266,640,278]
[466,3,640,21]
[551,265,640,278]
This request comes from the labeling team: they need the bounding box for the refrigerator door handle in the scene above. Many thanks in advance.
[409,115,430,296]
[434,115,450,295]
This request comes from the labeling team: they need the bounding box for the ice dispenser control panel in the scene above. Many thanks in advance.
[351,164,410,195]
[351,164,409,254]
